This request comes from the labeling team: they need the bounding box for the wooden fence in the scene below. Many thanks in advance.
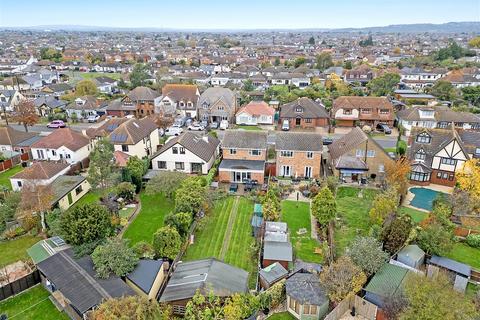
[324,296,377,320]
[0,269,41,301]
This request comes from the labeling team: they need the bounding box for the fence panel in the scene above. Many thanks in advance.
[0,269,41,301]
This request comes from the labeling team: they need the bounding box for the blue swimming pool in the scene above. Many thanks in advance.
[409,187,446,211]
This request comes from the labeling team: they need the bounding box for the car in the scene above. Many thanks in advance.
[173,117,187,127]
[165,126,184,136]
[125,114,135,119]
[188,122,205,131]
[47,120,67,128]
[282,119,290,131]
[210,121,219,129]
[200,120,208,128]
[322,137,334,145]
[87,114,100,123]
[185,118,194,127]
[219,120,229,130]
[376,123,392,134]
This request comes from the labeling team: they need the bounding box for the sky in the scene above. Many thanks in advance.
[0,0,479,30]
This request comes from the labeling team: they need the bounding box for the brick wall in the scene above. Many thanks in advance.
[222,149,267,161]
[430,169,456,187]
[276,151,322,178]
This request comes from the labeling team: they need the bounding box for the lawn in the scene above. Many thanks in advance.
[65,71,122,81]
[0,285,69,320]
[122,192,174,246]
[71,190,102,208]
[0,235,42,267]
[399,206,428,224]
[0,165,23,190]
[384,147,396,153]
[267,312,295,320]
[444,242,480,270]
[281,200,323,263]
[334,187,378,255]
[237,125,263,131]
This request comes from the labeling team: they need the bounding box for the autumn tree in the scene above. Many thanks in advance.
[262,187,281,221]
[145,171,187,199]
[153,115,174,130]
[75,79,98,96]
[385,157,411,196]
[456,159,480,212]
[90,296,172,320]
[369,188,399,225]
[88,138,119,191]
[315,52,334,71]
[19,183,54,231]
[153,226,182,259]
[346,236,389,276]
[91,238,138,278]
[12,99,39,132]
[469,36,480,48]
[311,186,336,228]
[320,256,367,303]
[381,214,413,255]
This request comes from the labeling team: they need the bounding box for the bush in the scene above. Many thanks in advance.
[397,140,407,156]
[466,234,480,248]
[92,238,138,278]
[133,241,156,259]
[115,182,136,202]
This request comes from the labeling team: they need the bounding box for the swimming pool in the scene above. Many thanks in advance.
[409,187,446,211]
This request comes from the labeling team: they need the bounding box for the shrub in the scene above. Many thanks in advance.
[115,182,136,202]
[92,238,138,278]
[133,241,156,259]
[466,234,480,248]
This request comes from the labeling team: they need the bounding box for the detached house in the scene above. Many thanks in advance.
[108,118,159,158]
[344,65,374,85]
[0,126,39,154]
[235,101,275,126]
[31,128,91,164]
[10,161,70,191]
[65,96,107,119]
[279,97,329,129]
[275,132,323,179]
[151,132,220,174]
[219,130,268,183]
[158,84,200,118]
[332,96,394,128]
[125,86,161,118]
[198,87,237,124]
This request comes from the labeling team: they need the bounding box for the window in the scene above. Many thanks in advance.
[380,109,390,114]
[66,154,71,159]
[379,164,385,172]
[172,147,178,154]
[306,151,314,159]
[415,149,426,161]
[51,150,57,156]
[437,171,442,178]
[443,172,448,179]
[180,147,185,154]
[304,118,312,123]
[367,150,375,158]
[303,304,317,315]
[475,147,480,156]
[36,149,45,159]
[229,148,237,155]
[280,150,294,157]
[157,161,166,169]
[416,133,431,143]
[17,181,22,188]
[303,305,310,315]
[441,158,456,166]
[356,149,365,157]
[295,107,303,113]
[410,172,430,182]
[361,108,371,114]
[122,145,129,152]
[75,185,83,195]
[310,305,317,315]
[218,105,224,111]
[175,162,185,170]
[449,173,454,181]
[250,149,261,156]
[343,109,352,115]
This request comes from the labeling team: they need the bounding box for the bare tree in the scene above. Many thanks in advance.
[12,99,39,132]
[19,182,54,231]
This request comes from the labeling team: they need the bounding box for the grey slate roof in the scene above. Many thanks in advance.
[221,130,268,149]
[430,255,471,277]
[126,259,163,294]
[50,175,86,205]
[154,132,220,162]
[328,127,368,160]
[280,97,329,119]
[286,273,328,306]
[259,262,288,285]
[263,241,293,262]
[160,258,248,302]
[219,159,265,171]
[335,155,368,170]
[275,132,323,152]
[37,249,135,314]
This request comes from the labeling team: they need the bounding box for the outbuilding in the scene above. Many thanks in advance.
[396,245,425,269]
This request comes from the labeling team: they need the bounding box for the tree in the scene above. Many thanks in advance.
[359,35,373,47]
[385,157,410,196]
[132,240,155,259]
[416,222,453,256]
[0,192,21,233]
[262,187,281,221]
[19,182,54,231]
[129,63,150,88]
[164,212,192,237]
[294,57,306,68]
[346,236,389,276]
[12,99,39,132]
[145,171,187,199]
[185,290,225,320]
[126,156,148,191]
[153,115,174,129]
[59,203,113,246]
[274,57,281,66]
[174,177,207,214]
[91,238,138,278]
[369,188,399,225]
[88,138,119,191]
[367,73,401,96]
[311,187,336,228]
[153,226,182,259]
[223,294,259,320]
[39,47,62,61]
[429,80,457,101]
[242,79,254,92]
[468,36,480,48]
[90,296,172,320]
[308,36,315,45]
[400,273,477,320]
[75,79,98,96]
[461,86,480,106]
[381,215,413,255]
[315,52,334,71]
[115,182,136,202]
[456,159,480,211]
[320,256,367,303]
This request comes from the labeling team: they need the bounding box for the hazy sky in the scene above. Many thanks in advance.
[1,0,478,29]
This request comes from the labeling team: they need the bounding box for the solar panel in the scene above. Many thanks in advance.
[107,124,119,132]
[111,133,127,143]
[51,236,66,247]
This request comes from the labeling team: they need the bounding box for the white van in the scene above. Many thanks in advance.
[220,120,229,130]
[282,119,290,131]
[165,126,184,136]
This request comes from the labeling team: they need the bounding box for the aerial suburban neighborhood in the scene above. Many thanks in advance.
[1,1,480,319]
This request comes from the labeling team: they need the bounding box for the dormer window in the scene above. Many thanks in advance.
[202,102,209,109]
[187,102,193,107]
[415,149,426,161]
[295,107,303,113]
[361,108,371,114]
[379,109,390,115]
[343,109,352,115]
[416,132,431,144]
[179,101,185,107]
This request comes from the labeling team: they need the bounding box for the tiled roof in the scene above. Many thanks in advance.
[221,130,268,149]
[162,84,198,103]
[236,101,275,117]
[12,161,69,180]
[280,97,329,119]
[109,118,157,145]
[155,132,219,162]
[32,128,90,151]
[275,132,323,152]
[328,127,367,160]
[128,86,160,101]
[0,126,37,146]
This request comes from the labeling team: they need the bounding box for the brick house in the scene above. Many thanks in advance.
[218,130,268,183]
[328,127,394,182]
[331,96,394,128]
[279,97,329,129]
[127,86,161,118]
[158,84,200,118]
[275,132,323,179]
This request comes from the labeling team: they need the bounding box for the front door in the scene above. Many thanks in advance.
[295,118,301,126]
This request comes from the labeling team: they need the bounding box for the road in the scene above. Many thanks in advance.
[5,122,102,134]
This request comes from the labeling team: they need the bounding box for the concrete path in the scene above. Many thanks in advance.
[219,196,240,260]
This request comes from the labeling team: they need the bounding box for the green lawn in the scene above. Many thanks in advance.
[122,192,174,246]
[237,125,263,131]
[67,71,122,81]
[267,312,295,320]
[119,206,136,219]
[444,242,480,270]
[71,190,102,208]
[0,235,42,267]
[384,147,396,153]
[0,165,23,190]
[334,187,378,255]
[399,206,428,224]
[282,200,323,263]
[0,285,69,320]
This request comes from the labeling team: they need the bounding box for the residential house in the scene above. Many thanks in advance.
[393,89,436,105]
[93,76,118,93]
[151,132,220,174]
[332,96,394,127]
[159,84,200,118]
[344,65,374,85]
[33,96,68,117]
[457,129,480,159]
[50,175,91,211]
[125,260,165,300]
[31,128,91,164]
[198,87,237,124]
[42,83,73,97]
[263,221,293,269]
[219,131,268,183]
[328,127,394,182]
[0,89,24,112]
[408,127,469,187]
[400,67,446,89]
[275,132,323,179]
[10,161,70,191]
[159,258,248,315]
[286,272,329,320]
[65,96,107,119]
[108,118,159,158]
[0,126,39,154]
[441,69,480,88]
[279,97,329,129]
[125,86,161,118]
[235,101,275,126]
[106,98,137,117]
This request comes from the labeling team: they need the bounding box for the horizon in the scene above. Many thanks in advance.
[1,0,479,30]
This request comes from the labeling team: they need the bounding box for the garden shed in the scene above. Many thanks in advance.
[364,263,409,308]
[397,245,425,269]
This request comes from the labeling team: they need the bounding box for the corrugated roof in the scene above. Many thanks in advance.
[364,263,409,297]
[430,255,471,277]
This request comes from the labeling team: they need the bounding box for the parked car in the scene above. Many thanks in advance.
[282,119,290,131]
[210,121,219,129]
[200,120,208,128]
[165,126,184,136]
[219,120,229,130]
[87,114,100,123]
[322,137,333,145]
[125,114,135,119]
[188,122,205,131]
[185,118,194,127]
[376,123,392,134]
[173,117,187,127]
[47,120,67,128]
